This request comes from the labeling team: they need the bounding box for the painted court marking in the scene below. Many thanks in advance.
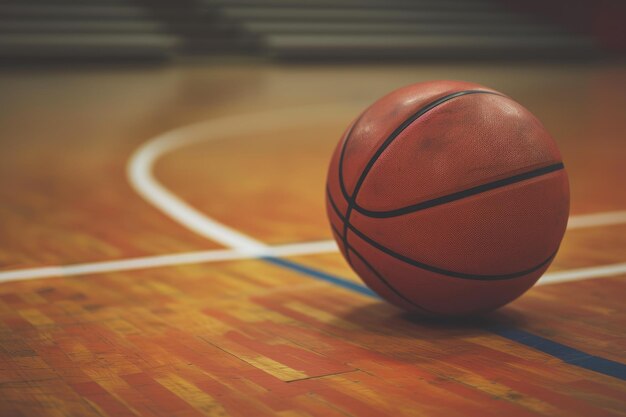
[0,240,337,283]
[125,105,626,284]
[128,104,360,252]
[1,242,625,285]
[1,104,626,284]
[0,105,624,380]
[267,257,626,381]
[567,210,626,229]
[125,106,626,381]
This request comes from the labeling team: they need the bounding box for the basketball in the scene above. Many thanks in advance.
[326,80,570,316]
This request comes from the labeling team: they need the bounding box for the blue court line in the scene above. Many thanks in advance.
[487,327,626,381]
[264,257,377,297]
[263,256,626,381]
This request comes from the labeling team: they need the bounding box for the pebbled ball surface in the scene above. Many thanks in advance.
[325,80,570,316]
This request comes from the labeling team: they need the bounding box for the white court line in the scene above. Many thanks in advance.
[538,262,626,286]
[567,210,626,229]
[1,105,625,285]
[127,118,267,252]
[0,240,338,283]
[127,104,360,252]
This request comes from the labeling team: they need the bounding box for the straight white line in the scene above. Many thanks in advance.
[0,240,339,283]
[538,262,626,285]
[1,242,624,285]
[0,250,242,282]
[567,210,626,229]
[4,210,616,284]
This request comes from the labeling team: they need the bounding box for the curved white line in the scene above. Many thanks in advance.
[1,104,626,284]
[127,105,626,250]
[126,104,626,288]
[128,118,267,252]
[127,103,359,252]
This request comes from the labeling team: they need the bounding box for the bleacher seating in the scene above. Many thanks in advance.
[0,0,599,63]
[0,0,178,62]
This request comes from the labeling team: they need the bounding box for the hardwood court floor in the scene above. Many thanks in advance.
[0,62,625,417]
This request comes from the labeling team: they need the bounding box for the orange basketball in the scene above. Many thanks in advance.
[326,81,570,317]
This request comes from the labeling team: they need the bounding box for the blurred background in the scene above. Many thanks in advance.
[0,0,624,63]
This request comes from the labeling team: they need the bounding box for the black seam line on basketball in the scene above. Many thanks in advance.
[329,223,349,259]
[338,90,504,278]
[327,185,348,236]
[327,187,556,281]
[338,116,362,208]
[337,89,504,206]
[338,116,363,266]
[329,217,357,270]
[353,162,565,218]
[330,224,435,314]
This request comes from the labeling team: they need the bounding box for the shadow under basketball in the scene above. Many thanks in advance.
[325,300,529,341]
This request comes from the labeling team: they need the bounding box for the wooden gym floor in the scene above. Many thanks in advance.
[0,62,625,417]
